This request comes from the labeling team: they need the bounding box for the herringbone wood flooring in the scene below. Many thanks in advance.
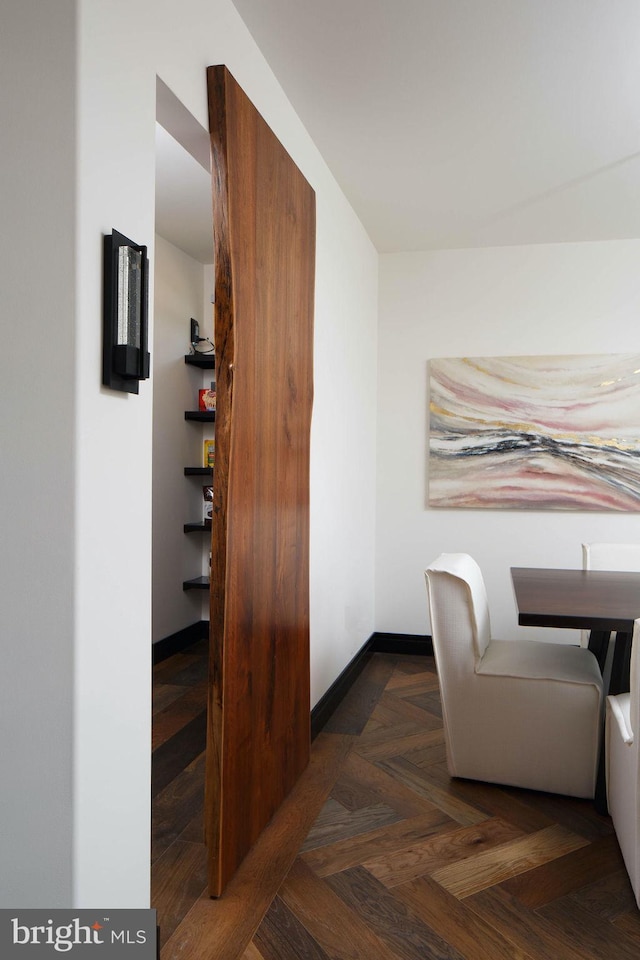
[152,642,640,959]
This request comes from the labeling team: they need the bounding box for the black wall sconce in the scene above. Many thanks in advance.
[103,229,150,394]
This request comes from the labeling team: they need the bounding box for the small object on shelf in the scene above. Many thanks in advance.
[203,439,216,469]
[199,387,217,411]
[189,317,215,356]
[203,485,213,521]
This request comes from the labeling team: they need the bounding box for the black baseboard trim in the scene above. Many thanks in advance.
[152,620,209,664]
[153,626,432,731]
[370,632,433,655]
[310,638,373,740]
[310,632,433,739]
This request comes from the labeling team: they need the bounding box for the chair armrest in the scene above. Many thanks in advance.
[608,693,634,745]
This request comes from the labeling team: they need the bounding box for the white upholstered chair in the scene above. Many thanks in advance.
[583,542,640,573]
[582,542,640,668]
[425,553,603,799]
[606,618,640,907]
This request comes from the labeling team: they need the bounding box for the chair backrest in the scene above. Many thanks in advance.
[631,619,640,742]
[580,543,640,648]
[424,553,492,679]
[583,542,640,572]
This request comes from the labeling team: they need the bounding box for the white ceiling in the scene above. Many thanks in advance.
[156,0,640,258]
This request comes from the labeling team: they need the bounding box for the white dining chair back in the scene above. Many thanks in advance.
[581,542,640,653]
[426,552,491,670]
[425,553,603,799]
[583,542,640,573]
[606,618,640,907]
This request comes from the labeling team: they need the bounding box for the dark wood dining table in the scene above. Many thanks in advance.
[511,566,640,696]
[511,566,640,814]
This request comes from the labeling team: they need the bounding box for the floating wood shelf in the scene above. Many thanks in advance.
[185,410,216,422]
[183,576,210,591]
[183,352,214,596]
[184,354,215,369]
[184,521,212,533]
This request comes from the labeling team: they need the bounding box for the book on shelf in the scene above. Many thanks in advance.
[198,386,216,411]
[203,485,213,521]
[203,439,215,469]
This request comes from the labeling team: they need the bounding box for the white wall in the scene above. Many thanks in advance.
[311,200,378,705]
[0,0,77,907]
[0,0,381,908]
[152,236,212,642]
[377,240,640,644]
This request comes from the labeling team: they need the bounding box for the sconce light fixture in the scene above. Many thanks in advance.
[103,229,150,394]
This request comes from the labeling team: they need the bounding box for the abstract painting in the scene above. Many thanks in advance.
[428,354,640,510]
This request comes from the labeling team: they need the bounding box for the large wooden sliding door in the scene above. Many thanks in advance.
[205,66,316,896]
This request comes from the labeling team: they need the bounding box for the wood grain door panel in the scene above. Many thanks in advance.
[205,65,315,896]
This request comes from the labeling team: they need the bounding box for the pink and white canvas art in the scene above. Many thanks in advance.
[428,354,640,511]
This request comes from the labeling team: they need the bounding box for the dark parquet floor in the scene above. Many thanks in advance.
[151,641,640,960]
